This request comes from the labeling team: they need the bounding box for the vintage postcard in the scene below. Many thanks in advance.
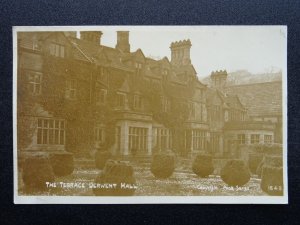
[13,26,287,204]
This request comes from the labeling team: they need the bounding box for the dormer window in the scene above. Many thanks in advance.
[134,95,143,109]
[251,134,260,144]
[264,135,273,144]
[238,134,246,144]
[161,96,171,112]
[27,71,42,95]
[116,92,126,108]
[224,110,229,122]
[32,40,41,51]
[97,67,108,84]
[189,102,196,119]
[19,39,41,51]
[199,89,203,99]
[96,89,107,104]
[50,43,65,58]
[135,62,143,76]
[135,62,143,69]
[162,69,168,75]
[65,79,77,100]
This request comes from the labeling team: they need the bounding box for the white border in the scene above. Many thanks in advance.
[13,26,288,204]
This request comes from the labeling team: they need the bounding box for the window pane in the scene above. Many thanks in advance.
[101,129,104,142]
[37,119,42,128]
[28,74,34,82]
[54,130,59,144]
[50,44,55,55]
[38,73,42,82]
[29,83,34,93]
[70,90,75,98]
[34,74,39,82]
[37,128,42,144]
[43,120,48,128]
[95,129,98,141]
[35,84,41,94]
[60,46,64,57]
[49,130,54,144]
[118,94,124,106]
[60,130,65,145]
[55,45,60,56]
[70,80,74,88]
[121,95,124,106]
[49,120,53,128]
[43,129,48,144]
[36,119,65,145]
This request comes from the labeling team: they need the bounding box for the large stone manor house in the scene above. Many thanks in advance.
[17,31,282,158]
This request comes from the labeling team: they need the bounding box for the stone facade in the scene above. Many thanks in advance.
[17,31,281,158]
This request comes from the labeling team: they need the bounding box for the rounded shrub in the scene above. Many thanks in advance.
[192,154,214,178]
[22,155,55,191]
[150,150,175,179]
[93,160,136,196]
[261,166,283,196]
[220,159,251,187]
[256,155,283,177]
[50,152,74,177]
[95,151,112,169]
[248,153,263,174]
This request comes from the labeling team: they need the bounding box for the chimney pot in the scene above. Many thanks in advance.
[170,39,192,65]
[116,31,130,53]
[80,31,103,45]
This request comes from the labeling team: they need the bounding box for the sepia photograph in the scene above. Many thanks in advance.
[13,26,287,204]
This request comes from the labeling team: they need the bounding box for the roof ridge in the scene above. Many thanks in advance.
[69,40,94,63]
[226,80,282,88]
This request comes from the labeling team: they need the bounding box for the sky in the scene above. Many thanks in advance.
[78,26,286,78]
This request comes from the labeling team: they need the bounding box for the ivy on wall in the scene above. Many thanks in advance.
[18,52,201,156]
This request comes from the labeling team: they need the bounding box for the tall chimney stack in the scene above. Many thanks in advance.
[80,31,103,45]
[170,39,192,66]
[116,31,130,53]
[210,70,228,90]
[63,31,77,38]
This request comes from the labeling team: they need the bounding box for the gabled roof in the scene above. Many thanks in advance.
[36,32,65,41]
[170,76,187,85]
[18,32,95,64]
[95,48,111,65]
[146,57,160,68]
[224,81,282,116]
[69,40,94,63]
[118,78,130,93]
[159,57,171,68]
[18,32,51,42]
[63,34,202,86]
[206,88,222,103]
[131,48,146,62]
[67,36,134,71]
[41,32,96,63]
[224,94,245,110]
[206,88,245,110]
